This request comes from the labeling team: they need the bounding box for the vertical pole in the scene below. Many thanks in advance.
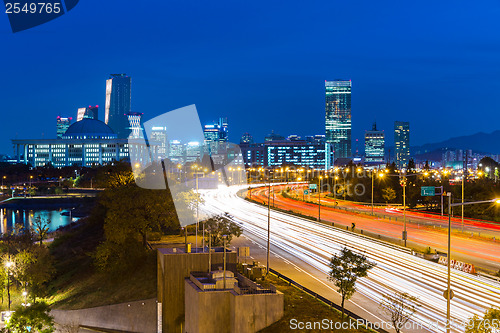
[403,179,407,247]
[195,173,199,252]
[371,171,374,216]
[223,236,227,290]
[447,193,452,333]
[441,187,444,216]
[208,231,211,272]
[267,180,271,275]
[318,177,321,222]
[462,174,464,233]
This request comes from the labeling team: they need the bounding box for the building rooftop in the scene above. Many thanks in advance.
[63,118,116,139]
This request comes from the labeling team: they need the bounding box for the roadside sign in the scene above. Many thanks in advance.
[309,184,317,190]
[421,186,435,196]
[304,190,309,195]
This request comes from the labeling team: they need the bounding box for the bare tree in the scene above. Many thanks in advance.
[380,291,419,333]
[33,216,50,246]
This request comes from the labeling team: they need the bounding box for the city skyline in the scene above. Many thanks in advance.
[2,1,500,155]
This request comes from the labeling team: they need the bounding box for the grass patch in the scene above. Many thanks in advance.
[259,274,374,333]
[46,217,157,310]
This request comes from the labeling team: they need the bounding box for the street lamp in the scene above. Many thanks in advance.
[444,197,500,333]
[2,175,5,190]
[318,176,323,222]
[372,171,383,215]
[266,172,273,274]
[5,260,13,311]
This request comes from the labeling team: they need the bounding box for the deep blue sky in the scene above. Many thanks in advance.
[1,0,500,155]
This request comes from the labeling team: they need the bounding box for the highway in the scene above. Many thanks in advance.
[249,184,500,272]
[201,185,500,333]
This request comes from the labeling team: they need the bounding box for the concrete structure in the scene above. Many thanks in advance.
[157,247,237,333]
[325,80,352,159]
[51,298,157,333]
[185,271,284,333]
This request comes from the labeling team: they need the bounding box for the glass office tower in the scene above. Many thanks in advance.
[365,122,385,163]
[105,74,132,138]
[394,121,410,169]
[325,80,351,160]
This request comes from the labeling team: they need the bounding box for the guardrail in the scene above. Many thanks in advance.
[269,268,389,333]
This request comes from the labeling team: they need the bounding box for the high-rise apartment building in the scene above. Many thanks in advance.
[365,122,385,164]
[151,126,168,158]
[105,74,132,138]
[77,105,99,121]
[394,121,410,169]
[56,116,72,139]
[325,80,352,160]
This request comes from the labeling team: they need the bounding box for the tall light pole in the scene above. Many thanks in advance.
[266,172,272,274]
[5,259,13,311]
[318,176,322,222]
[402,175,407,246]
[445,197,500,333]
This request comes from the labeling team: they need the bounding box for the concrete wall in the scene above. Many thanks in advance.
[231,292,284,333]
[157,249,237,333]
[185,280,232,333]
[184,280,284,333]
[51,298,157,333]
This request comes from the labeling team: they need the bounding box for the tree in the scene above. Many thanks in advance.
[94,184,180,272]
[466,307,500,333]
[380,291,419,333]
[4,301,55,333]
[327,247,376,319]
[205,214,243,247]
[382,187,396,203]
[32,216,50,246]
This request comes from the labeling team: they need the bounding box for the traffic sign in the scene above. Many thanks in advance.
[309,184,317,190]
[304,190,309,195]
[421,186,435,196]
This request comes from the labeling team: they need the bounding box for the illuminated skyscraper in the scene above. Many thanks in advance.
[364,122,385,164]
[77,105,99,121]
[126,112,143,139]
[203,117,229,154]
[394,121,410,169]
[325,80,351,160]
[56,116,72,139]
[105,74,132,138]
[151,126,168,158]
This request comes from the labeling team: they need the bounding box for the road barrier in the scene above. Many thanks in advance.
[269,268,389,333]
[438,256,476,274]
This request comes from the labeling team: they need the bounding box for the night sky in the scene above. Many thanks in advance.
[1,0,500,155]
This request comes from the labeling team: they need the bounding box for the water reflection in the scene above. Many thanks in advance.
[0,208,77,234]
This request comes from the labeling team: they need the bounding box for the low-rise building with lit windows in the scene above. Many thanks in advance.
[12,118,157,167]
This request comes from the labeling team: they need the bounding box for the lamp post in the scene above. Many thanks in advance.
[318,176,322,222]
[2,175,5,190]
[5,259,13,311]
[445,197,500,333]
[266,173,272,274]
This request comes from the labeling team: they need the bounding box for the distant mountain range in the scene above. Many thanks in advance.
[412,130,500,160]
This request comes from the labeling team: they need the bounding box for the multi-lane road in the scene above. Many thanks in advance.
[249,184,500,272]
[201,185,500,333]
